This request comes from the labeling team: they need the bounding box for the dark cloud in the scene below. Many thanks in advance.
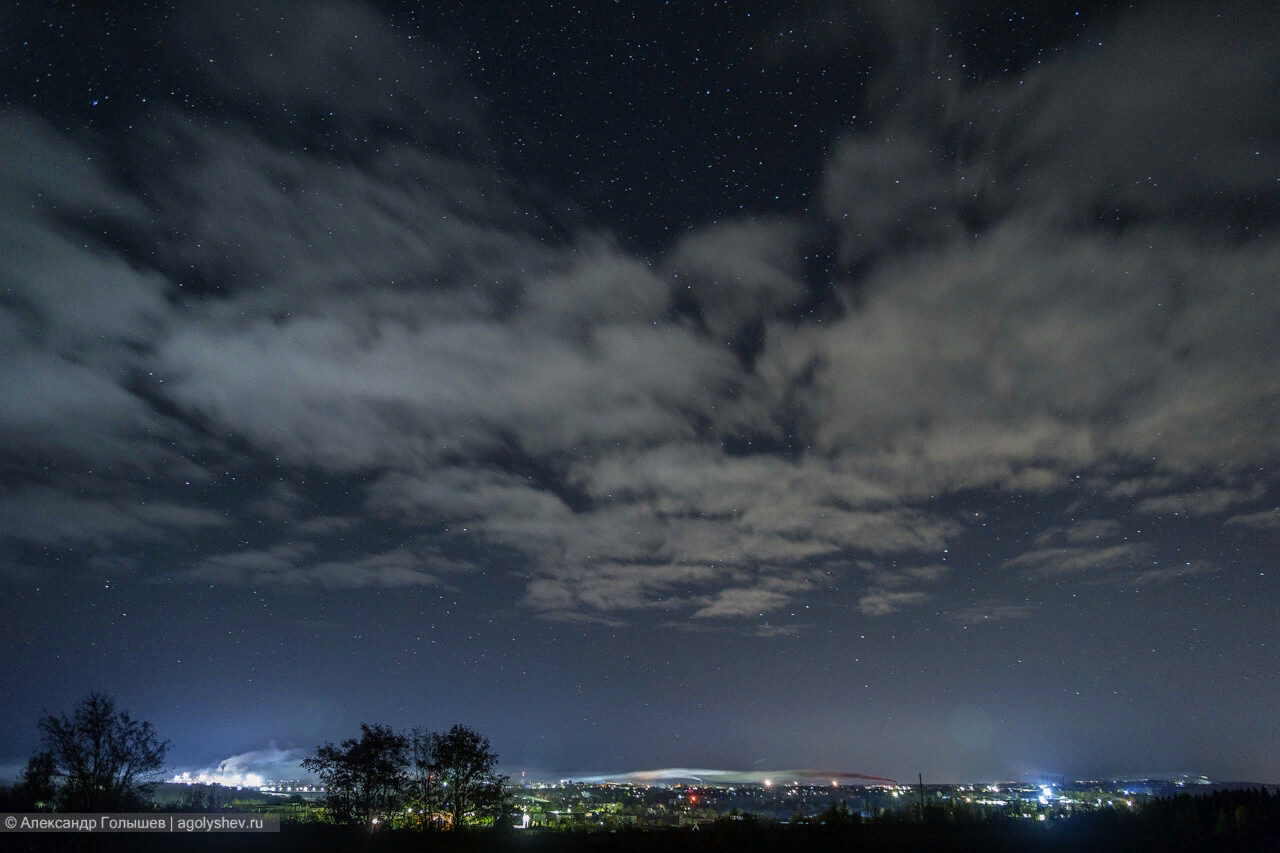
[1033,520,1123,548]
[173,0,488,154]
[1226,508,1280,530]
[694,587,793,619]
[978,4,1280,222]
[946,601,1035,626]
[0,487,225,550]
[857,589,929,617]
[190,544,453,588]
[1128,560,1215,586]
[0,117,178,473]
[1135,484,1266,517]
[666,217,809,341]
[1003,543,1154,578]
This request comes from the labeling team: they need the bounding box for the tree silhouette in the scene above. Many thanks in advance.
[15,750,58,810]
[303,721,509,830]
[29,691,169,811]
[408,726,445,827]
[302,723,409,825]
[426,724,511,830]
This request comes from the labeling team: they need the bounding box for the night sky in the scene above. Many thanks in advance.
[2,0,1278,786]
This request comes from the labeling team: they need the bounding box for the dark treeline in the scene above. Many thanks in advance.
[301,722,510,829]
[3,788,1278,853]
[2,695,1276,851]
[1,693,510,831]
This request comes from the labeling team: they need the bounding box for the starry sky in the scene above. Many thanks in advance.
[2,0,1278,785]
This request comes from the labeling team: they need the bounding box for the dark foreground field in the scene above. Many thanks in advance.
[2,814,1279,853]
[4,790,1278,853]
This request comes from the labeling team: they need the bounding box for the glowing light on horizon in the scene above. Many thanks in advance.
[579,767,898,786]
[166,746,307,790]
[169,770,265,788]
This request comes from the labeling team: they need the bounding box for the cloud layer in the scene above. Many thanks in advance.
[2,0,1277,632]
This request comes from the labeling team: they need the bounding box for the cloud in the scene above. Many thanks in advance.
[946,602,1035,626]
[173,0,485,149]
[975,3,1280,220]
[859,562,949,589]
[302,549,447,588]
[0,116,184,474]
[666,217,809,340]
[858,589,929,617]
[0,486,226,550]
[1033,520,1124,548]
[189,544,314,584]
[1135,483,1266,517]
[760,2,1280,497]
[189,544,455,588]
[485,444,963,619]
[751,623,806,638]
[1003,543,1153,577]
[762,221,1280,491]
[821,133,962,264]
[525,562,718,616]
[570,445,960,558]
[294,515,359,535]
[1128,560,1215,585]
[367,468,575,525]
[156,267,740,472]
[695,587,792,618]
[1225,508,1280,530]
[1008,522,1217,585]
[2,0,1277,633]
[1101,476,1180,500]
